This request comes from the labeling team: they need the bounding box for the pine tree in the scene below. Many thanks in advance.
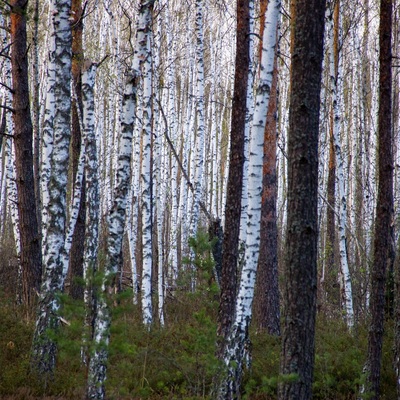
[279,0,327,397]
[361,0,393,398]
[10,0,42,311]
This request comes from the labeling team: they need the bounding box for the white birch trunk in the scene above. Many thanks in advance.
[32,0,72,377]
[221,70,233,225]
[87,68,137,398]
[189,0,206,243]
[40,47,56,238]
[218,0,281,396]
[328,2,354,329]
[127,130,141,304]
[239,0,256,246]
[153,5,165,325]
[79,63,99,364]
[5,138,22,302]
[61,88,85,280]
[5,138,21,258]
[2,44,21,260]
[140,30,154,326]
[179,56,195,257]
[165,1,179,283]
[0,157,6,237]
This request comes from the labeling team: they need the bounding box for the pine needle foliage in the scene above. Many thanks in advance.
[0,229,397,400]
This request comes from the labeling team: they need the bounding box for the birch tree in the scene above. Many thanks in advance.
[217,1,281,397]
[328,0,354,329]
[31,0,72,379]
[138,2,154,326]
[254,14,280,335]
[87,65,138,399]
[80,62,98,366]
[217,0,250,350]
[0,10,21,298]
[189,0,206,245]
[87,1,155,396]
[87,65,138,400]
[68,0,86,301]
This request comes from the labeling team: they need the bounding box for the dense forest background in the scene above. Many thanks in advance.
[0,0,399,398]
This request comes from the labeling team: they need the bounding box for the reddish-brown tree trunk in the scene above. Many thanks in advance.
[363,0,393,398]
[254,35,280,336]
[217,0,250,352]
[11,0,42,310]
[279,0,326,397]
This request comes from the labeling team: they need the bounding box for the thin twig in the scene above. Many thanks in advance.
[0,81,14,94]
[156,98,212,223]
[0,104,15,113]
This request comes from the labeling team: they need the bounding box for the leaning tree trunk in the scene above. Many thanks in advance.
[87,67,138,400]
[68,0,86,301]
[361,0,393,398]
[10,0,42,312]
[87,2,155,397]
[279,0,326,398]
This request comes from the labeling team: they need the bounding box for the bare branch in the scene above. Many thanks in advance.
[0,104,15,113]
[95,54,109,69]
[0,42,13,58]
[0,81,14,94]
[0,131,14,138]
[0,0,12,8]
[156,98,212,223]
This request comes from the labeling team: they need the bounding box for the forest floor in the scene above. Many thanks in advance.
[0,286,396,400]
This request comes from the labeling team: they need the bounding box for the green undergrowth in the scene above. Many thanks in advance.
[0,286,397,399]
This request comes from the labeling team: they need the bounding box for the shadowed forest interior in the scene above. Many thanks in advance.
[0,0,399,398]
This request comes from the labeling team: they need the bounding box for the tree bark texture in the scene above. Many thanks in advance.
[31,0,72,379]
[69,0,86,301]
[279,0,326,398]
[87,0,156,391]
[254,41,280,336]
[324,2,339,312]
[10,0,42,310]
[32,0,42,236]
[217,0,250,349]
[329,0,354,328]
[362,0,393,398]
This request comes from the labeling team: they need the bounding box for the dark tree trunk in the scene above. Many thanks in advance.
[279,0,326,398]
[217,0,250,352]
[10,0,42,311]
[0,105,6,153]
[325,122,337,306]
[395,234,400,398]
[254,36,280,336]
[363,0,393,398]
[68,0,86,301]
[32,0,41,236]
